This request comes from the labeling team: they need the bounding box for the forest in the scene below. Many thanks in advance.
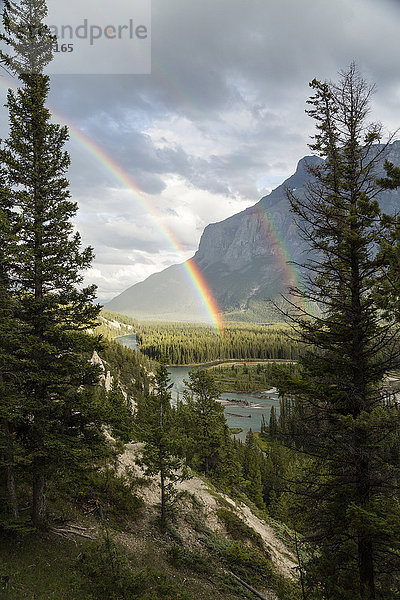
[211,362,300,392]
[1,1,400,598]
[135,321,300,364]
[94,310,137,340]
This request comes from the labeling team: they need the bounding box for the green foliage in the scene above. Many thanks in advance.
[0,518,288,600]
[269,406,278,437]
[0,0,54,75]
[168,545,211,574]
[200,529,298,599]
[94,310,138,341]
[280,64,400,597]
[211,493,234,509]
[178,370,227,476]
[70,467,144,523]
[135,363,188,531]
[211,361,299,392]
[216,508,264,549]
[224,541,273,584]
[172,371,295,512]
[229,428,243,435]
[0,0,106,529]
[135,321,299,365]
[74,536,137,599]
[75,536,193,600]
[100,337,151,398]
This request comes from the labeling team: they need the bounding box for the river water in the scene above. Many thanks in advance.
[116,334,280,440]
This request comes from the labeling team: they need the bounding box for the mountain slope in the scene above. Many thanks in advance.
[107,143,400,322]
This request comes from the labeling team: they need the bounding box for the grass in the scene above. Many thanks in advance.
[0,509,282,600]
[229,427,243,435]
[0,533,89,599]
[216,508,264,550]
[0,530,252,600]
[0,457,299,600]
[199,527,299,599]
[253,431,270,452]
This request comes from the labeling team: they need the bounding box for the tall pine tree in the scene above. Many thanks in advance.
[183,370,225,476]
[0,0,102,528]
[0,166,23,522]
[135,363,187,532]
[279,64,400,599]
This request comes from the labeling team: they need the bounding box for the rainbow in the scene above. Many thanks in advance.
[0,76,225,331]
[254,204,301,290]
[57,118,225,332]
[0,74,305,327]
[253,202,306,314]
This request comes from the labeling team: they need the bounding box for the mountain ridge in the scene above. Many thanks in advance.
[106,143,400,322]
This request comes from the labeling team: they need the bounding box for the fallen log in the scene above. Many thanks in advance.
[228,570,271,600]
[52,528,96,540]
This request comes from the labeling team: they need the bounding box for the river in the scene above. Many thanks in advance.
[116,334,280,440]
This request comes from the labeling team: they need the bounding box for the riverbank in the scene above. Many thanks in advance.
[167,365,280,441]
[116,335,283,440]
[165,358,297,368]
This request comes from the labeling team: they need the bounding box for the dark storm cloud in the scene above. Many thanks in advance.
[1,0,399,299]
[48,0,400,203]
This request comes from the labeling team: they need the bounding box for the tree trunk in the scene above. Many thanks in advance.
[6,463,19,519]
[2,421,19,519]
[359,536,375,600]
[32,473,47,529]
[160,462,166,533]
[355,433,375,600]
[349,191,375,599]
[356,457,375,600]
[228,571,270,600]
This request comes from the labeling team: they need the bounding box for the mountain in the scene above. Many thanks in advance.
[106,143,400,322]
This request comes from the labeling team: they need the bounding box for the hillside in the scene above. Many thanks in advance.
[106,142,400,322]
[0,441,299,600]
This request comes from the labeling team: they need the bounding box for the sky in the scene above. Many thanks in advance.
[1,0,400,303]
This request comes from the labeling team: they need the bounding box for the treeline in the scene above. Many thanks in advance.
[0,332,150,531]
[211,362,300,392]
[135,321,300,364]
[94,310,137,341]
[135,367,295,521]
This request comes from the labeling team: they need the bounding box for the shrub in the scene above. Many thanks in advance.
[225,541,274,586]
[168,544,210,574]
[74,467,144,522]
[74,536,138,599]
[75,536,193,599]
[216,508,264,550]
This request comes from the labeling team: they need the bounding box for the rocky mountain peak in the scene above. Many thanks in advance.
[107,143,400,322]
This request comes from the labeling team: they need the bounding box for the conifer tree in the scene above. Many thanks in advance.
[243,430,265,509]
[0,0,101,528]
[183,370,225,476]
[135,363,187,532]
[268,406,277,438]
[0,168,22,521]
[279,64,400,598]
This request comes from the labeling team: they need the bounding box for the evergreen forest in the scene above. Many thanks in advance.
[0,2,400,599]
[135,321,300,364]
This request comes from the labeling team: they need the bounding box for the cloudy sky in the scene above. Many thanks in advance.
[1,0,400,302]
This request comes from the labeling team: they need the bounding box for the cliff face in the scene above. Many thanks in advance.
[106,143,400,322]
[195,154,319,271]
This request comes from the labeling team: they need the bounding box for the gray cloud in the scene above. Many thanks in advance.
[1,0,399,300]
